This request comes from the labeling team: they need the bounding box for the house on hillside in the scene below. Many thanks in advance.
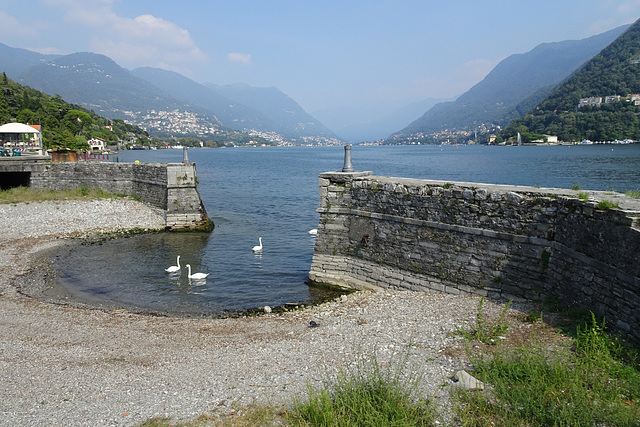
[88,137,107,152]
[578,97,602,108]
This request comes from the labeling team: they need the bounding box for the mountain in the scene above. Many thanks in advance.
[0,73,149,149]
[18,52,194,117]
[203,82,339,141]
[130,69,339,141]
[130,67,269,131]
[0,43,58,78]
[503,18,640,142]
[385,25,629,144]
[0,44,339,144]
[12,51,229,138]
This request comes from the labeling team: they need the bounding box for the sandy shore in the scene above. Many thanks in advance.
[0,199,524,426]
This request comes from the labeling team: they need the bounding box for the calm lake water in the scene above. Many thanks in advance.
[53,144,640,316]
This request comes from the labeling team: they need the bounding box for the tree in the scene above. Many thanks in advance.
[64,110,93,135]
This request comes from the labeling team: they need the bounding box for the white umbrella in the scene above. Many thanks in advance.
[0,123,41,134]
[0,123,43,155]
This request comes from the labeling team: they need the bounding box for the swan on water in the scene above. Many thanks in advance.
[308,229,318,235]
[252,237,263,252]
[186,264,209,280]
[165,255,181,273]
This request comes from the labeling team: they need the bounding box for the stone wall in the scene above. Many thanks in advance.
[0,159,210,230]
[309,171,640,343]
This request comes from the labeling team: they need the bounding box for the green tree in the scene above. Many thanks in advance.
[64,110,93,135]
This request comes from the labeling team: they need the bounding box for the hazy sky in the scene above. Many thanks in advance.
[1,1,639,120]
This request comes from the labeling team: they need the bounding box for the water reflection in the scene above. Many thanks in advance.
[53,230,340,316]
[55,232,215,311]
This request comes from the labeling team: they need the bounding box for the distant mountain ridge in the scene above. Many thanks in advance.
[503,18,640,142]
[19,52,192,117]
[131,68,338,140]
[0,23,632,146]
[0,43,58,77]
[205,82,338,140]
[0,43,339,144]
[386,25,629,144]
[129,67,271,131]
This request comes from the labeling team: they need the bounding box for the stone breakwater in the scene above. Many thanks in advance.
[0,159,211,230]
[310,171,640,343]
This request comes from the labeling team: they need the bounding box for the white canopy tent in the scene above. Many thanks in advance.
[0,122,43,155]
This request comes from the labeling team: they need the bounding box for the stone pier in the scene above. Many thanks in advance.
[309,170,640,343]
[0,158,211,230]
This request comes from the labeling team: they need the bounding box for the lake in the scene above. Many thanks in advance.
[52,144,640,316]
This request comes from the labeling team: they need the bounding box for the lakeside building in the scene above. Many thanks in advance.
[88,137,108,152]
[0,122,43,156]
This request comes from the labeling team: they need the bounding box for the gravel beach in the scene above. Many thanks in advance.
[0,198,527,426]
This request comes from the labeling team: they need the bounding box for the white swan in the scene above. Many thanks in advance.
[165,255,181,273]
[186,264,209,280]
[308,229,318,235]
[252,237,263,252]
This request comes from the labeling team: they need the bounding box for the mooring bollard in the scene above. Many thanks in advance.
[182,147,189,164]
[342,144,354,172]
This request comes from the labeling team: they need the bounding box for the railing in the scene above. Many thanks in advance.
[78,152,110,161]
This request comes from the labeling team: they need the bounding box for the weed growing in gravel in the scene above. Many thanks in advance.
[454,312,640,426]
[138,351,436,427]
[455,297,512,345]
[289,350,436,426]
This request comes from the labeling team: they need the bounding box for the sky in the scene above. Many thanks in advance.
[1,0,640,128]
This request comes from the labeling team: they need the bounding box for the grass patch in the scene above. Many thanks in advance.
[455,296,512,345]
[454,313,640,426]
[0,185,123,204]
[571,183,583,191]
[290,350,436,426]
[626,190,640,199]
[597,200,619,210]
[577,192,589,202]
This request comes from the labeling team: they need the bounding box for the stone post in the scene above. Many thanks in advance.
[342,145,354,172]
